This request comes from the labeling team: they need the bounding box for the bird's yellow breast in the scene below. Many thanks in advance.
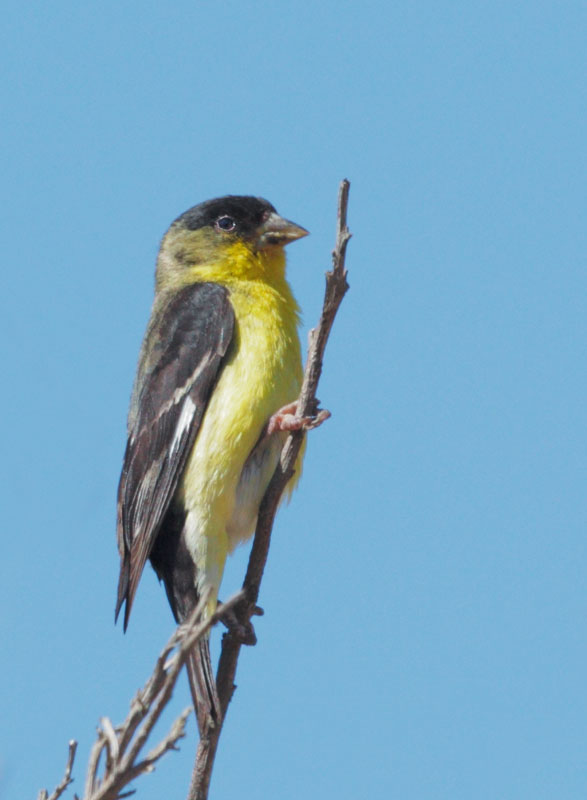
[177,243,303,582]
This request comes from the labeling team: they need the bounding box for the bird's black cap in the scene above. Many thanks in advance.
[174,196,277,237]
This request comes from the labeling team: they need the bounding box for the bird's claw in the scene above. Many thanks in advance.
[218,601,262,646]
[267,401,331,436]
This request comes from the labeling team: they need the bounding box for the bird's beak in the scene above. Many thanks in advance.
[256,212,309,249]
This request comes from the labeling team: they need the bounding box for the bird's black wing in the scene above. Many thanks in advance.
[115,282,234,629]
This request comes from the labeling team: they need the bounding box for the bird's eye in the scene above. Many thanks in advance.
[216,216,236,232]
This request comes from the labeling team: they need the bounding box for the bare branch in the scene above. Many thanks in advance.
[38,740,78,800]
[84,590,243,800]
[42,591,243,800]
[120,708,191,784]
[84,733,107,799]
[188,179,352,800]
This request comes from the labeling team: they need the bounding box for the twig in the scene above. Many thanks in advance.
[38,741,78,800]
[188,179,352,800]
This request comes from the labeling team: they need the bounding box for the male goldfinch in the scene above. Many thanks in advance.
[115,196,315,733]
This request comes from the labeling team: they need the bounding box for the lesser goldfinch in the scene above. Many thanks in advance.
[115,196,314,733]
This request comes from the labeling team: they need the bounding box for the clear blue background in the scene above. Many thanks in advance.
[1,2,586,798]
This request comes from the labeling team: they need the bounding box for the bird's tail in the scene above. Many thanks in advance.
[187,635,222,737]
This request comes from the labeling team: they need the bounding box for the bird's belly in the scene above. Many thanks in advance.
[226,430,285,550]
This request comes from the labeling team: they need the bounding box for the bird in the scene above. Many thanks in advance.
[115,195,320,735]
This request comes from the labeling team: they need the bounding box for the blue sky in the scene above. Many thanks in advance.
[1,1,586,798]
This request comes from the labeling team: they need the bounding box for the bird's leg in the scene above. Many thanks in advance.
[217,599,263,646]
[267,399,331,435]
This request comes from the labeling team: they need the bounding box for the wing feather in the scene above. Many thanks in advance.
[115,282,234,628]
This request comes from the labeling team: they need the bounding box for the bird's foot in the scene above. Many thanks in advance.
[267,400,331,436]
[218,599,263,646]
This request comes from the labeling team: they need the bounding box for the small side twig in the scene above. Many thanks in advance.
[38,740,78,800]
[188,179,352,800]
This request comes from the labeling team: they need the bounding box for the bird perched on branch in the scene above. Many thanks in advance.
[115,195,321,735]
